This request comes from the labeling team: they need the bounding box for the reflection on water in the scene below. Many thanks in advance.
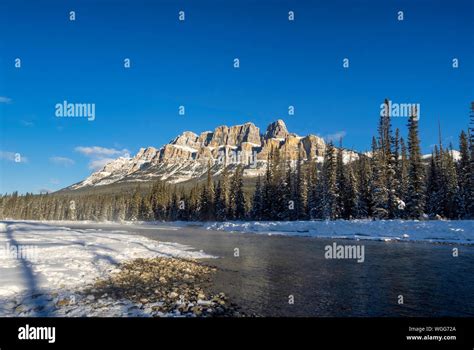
[64,223,474,317]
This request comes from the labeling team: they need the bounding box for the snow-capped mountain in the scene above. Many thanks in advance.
[67,120,358,190]
[422,150,461,161]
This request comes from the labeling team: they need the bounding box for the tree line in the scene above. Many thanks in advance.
[1,104,473,222]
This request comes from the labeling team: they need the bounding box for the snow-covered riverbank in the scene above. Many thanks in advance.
[0,221,214,316]
[205,220,474,245]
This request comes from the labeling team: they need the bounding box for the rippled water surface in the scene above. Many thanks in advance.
[61,222,474,317]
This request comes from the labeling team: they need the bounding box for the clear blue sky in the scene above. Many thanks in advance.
[1,0,473,193]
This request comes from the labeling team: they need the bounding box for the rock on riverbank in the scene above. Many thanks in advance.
[78,257,245,317]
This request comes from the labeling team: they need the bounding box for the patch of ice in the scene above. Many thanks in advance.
[204,220,474,245]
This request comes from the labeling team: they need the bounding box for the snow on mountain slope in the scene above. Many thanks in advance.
[66,120,359,190]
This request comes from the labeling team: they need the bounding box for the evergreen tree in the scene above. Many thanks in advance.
[282,161,296,221]
[344,161,360,219]
[250,176,263,220]
[139,195,154,221]
[406,108,426,219]
[356,155,371,218]
[127,187,141,221]
[426,148,442,217]
[469,104,474,218]
[319,142,338,219]
[370,136,389,219]
[168,190,179,221]
[306,159,319,219]
[335,144,345,218]
[231,165,246,220]
[398,137,409,216]
[441,144,459,219]
[214,180,225,221]
[457,130,471,218]
[295,152,307,219]
[198,162,215,220]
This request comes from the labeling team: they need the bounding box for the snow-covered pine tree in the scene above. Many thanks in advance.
[168,191,179,221]
[295,152,307,220]
[387,131,400,218]
[220,166,230,220]
[320,141,338,219]
[406,107,426,219]
[443,144,460,219]
[356,154,371,218]
[282,161,295,220]
[393,128,402,214]
[273,149,288,220]
[214,180,225,221]
[188,186,200,221]
[426,148,442,218]
[250,175,263,220]
[199,185,210,221]
[468,103,474,218]
[127,187,141,221]
[457,130,470,218]
[261,149,274,220]
[344,161,359,219]
[306,158,319,219]
[399,137,409,217]
[335,143,345,218]
[370,136,389,219]
[113,197,123,221]
[199,161,215,220]
[231,165,246,220]
[150,181,167,220]
[139,195,153,221]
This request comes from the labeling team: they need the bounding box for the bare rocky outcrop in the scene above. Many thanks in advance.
[264,119,289,139]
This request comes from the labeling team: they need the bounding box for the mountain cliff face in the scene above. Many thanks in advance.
[68,120,358,190]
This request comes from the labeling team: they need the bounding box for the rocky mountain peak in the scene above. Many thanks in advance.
[170,131,199,149]
[67,119,358,190]
[208,122,260,147]
[265,119,288,139]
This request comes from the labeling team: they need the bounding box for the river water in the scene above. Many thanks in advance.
[60,222,474,317]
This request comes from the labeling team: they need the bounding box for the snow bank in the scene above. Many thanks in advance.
[205,220,474,245]
[0,221,214,308]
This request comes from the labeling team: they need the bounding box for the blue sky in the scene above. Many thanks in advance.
[1,0,473,193]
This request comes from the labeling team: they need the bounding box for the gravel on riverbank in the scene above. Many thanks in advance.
[77,257,247,317]
[5,257,251,317]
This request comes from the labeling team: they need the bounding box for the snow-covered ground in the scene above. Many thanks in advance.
[205,220,474,245]
[0,221,214,316]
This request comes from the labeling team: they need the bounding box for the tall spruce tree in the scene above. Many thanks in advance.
[356,155,371,218]
[250,175,263,220]
[370,136,389,219]
[335,143,346,218]
[295,152,306,219]
[319,141,338,219]
[306,159,319,219]
[231,165,246,220]
[426,148,442,217]
[406,108,426,219]
[261,150,274,220]
[468,103,474,218]
[457,130,470,218]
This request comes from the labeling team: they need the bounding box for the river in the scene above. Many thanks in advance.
[56,222,474,317]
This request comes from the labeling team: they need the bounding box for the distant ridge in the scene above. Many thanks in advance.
[65,120,359,190]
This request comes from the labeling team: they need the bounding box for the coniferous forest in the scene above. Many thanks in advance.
[2,108,474,222]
